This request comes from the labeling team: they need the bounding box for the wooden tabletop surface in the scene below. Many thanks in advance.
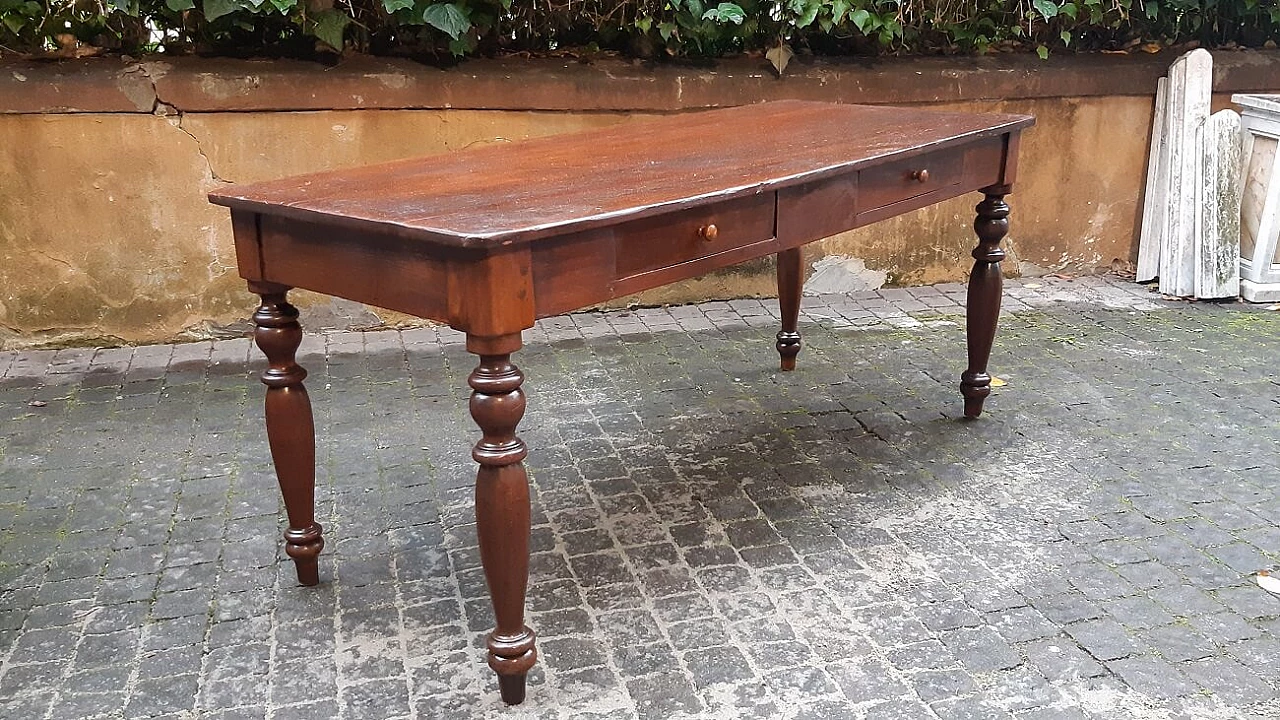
[209,100,1033,249]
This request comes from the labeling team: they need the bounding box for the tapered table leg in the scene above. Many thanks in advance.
[251,281,323,585]
[468,333,537,704]
[776,247,803,371]
[961,186,1011,418]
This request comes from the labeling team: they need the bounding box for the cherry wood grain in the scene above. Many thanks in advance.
[256,215,453,320]
[210,101,1031,248]
[611,236,780,299]
[250,282,323,586]
[219,100,1034,706]
[529,233,616,319]
[962,186,1011,418]
[856,143,967,212]
[232,210,262,281]
[447,250,535,347]
[468,341,537,704]
[613,193,774,279]
[777,135,1007,247]
[776,248,803,371]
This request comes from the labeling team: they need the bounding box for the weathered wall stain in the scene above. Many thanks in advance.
[3,55,1279,348]
[803,257,888,295]
[0,99,1168,348]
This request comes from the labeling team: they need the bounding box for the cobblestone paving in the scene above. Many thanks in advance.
[1,276,1279,719]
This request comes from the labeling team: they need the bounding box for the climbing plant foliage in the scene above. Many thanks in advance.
[3,0,1278,60]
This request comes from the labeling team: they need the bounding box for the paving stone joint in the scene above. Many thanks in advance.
[1,276,1278,719]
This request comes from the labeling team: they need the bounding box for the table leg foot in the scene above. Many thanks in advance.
[497,672,528,705]
[960,372,990,420]
[252,282,324,586]
[468,336,537,704]
[962,187,1010,419]
[776,247,803,371]
[283,525,323,586]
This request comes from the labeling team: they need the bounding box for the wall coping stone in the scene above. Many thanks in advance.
[5,50,1280,114]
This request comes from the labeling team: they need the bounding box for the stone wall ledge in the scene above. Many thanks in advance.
[6,50,1280,114]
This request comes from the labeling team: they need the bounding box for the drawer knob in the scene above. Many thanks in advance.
[698,224,719,242]
[910,169,930,183]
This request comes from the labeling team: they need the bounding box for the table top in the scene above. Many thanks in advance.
[209,100,1032,249]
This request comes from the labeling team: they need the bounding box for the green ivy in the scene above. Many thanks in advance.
[1,0,1277,59]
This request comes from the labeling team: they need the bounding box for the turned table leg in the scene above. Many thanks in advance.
[468,334,537,704]
[776,247,803,371]
[961,186,1011,419]
[251,282,323,585]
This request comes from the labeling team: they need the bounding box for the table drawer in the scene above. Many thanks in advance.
[614,193,776,279]
[776,135,1008,246]
[856,145,966,213]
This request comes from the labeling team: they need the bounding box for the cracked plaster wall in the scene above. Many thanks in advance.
[0,113,234,347]
[0,109,664,347]
[0,90,1163,348]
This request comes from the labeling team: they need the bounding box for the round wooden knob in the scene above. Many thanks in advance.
[911,169,929,183]
[699,224,719,241]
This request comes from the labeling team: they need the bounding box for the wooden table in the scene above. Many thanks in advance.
[209,100,1033,705]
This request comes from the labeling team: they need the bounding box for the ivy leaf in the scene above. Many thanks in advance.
[165,0,195,10]
[448,34,473,55]
[266,0,295,12]
[702,2,745,24]
[312,8,351,49]
[793,0,821,27]
[635,15,652,32]
[657,21,676,40]
[423,2,470,40]
[849,8,870,31]
[766,42,793,75]
[1036,43,1049,59]
[382,0,413,11]
[1144,0,1157,18]
[202,0,238,22]
[1060,29,1071,45]
[1059,1,1077,18]
[1031,0,1058,19]
[830,0,851,24]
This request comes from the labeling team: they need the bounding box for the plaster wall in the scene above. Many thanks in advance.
[2,54,1274,347]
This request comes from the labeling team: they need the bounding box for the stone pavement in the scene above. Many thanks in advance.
[1,275,1279,720]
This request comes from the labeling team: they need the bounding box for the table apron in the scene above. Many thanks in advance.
[531,134,1012,319]
[253,214,456,323]
[239,132,1016,335]
[777,134,1008,247]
